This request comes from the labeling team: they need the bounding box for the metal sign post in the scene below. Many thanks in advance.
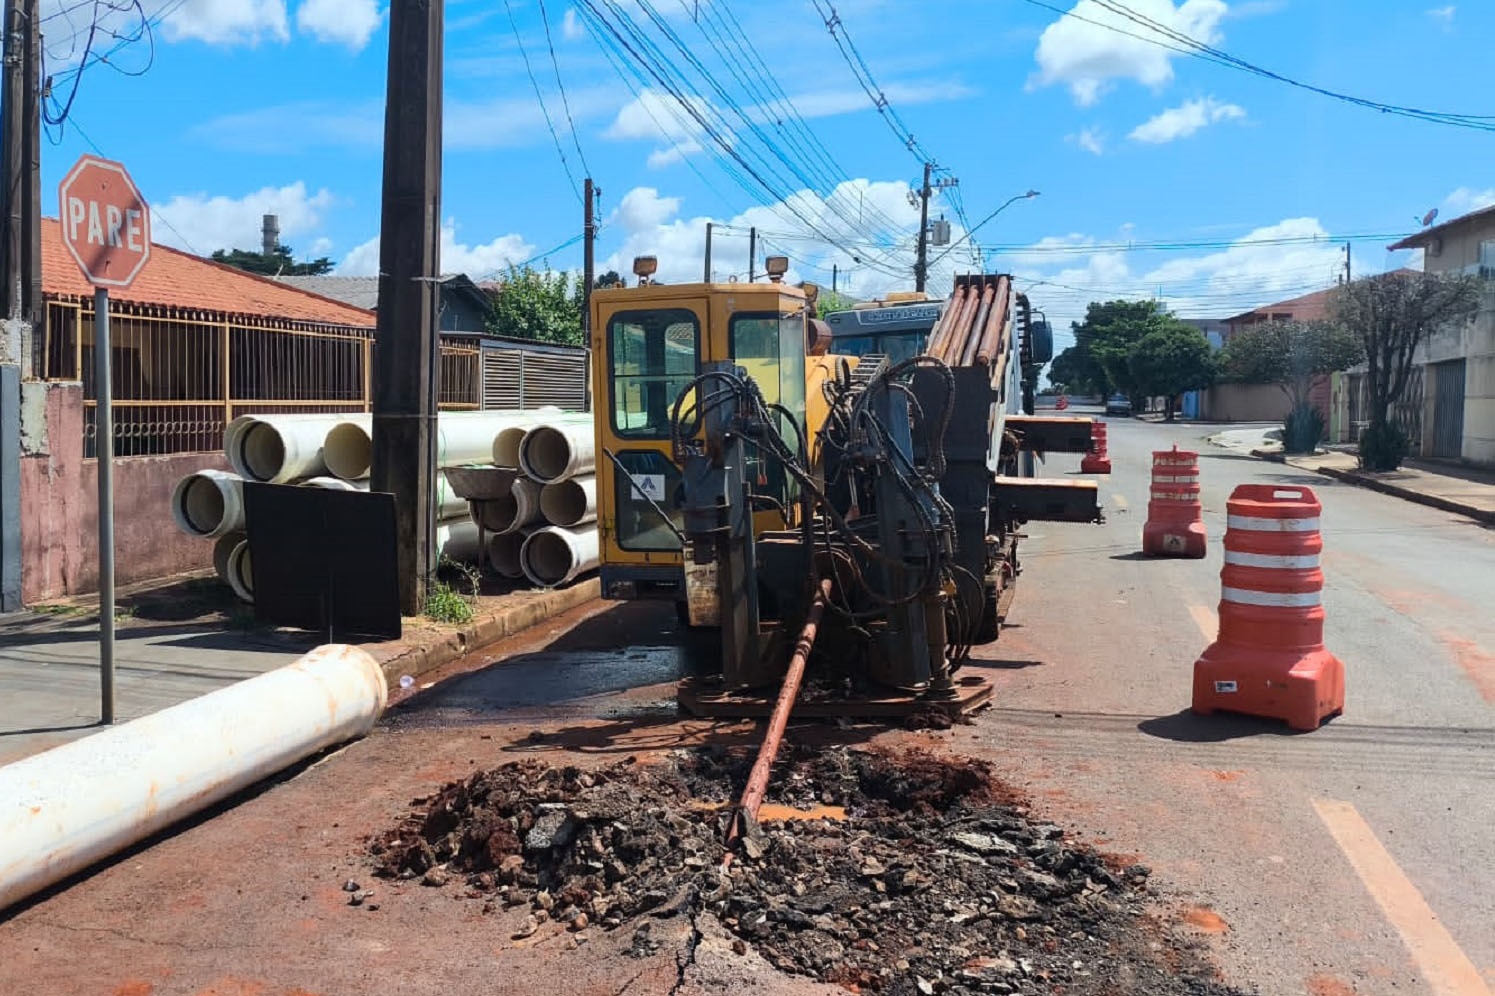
[57,154,150,725]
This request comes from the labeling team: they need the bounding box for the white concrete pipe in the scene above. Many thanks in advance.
[0,644,387,914]
[540,474,597,527]
[521,524,600,587]
[486,527,533,579]
[519,421,596,483]
[226,413,367,485]
[171,469,245,538]
[324,411,578,481]
[492,412,592,467]
[212,531,245,582]
[472,496,517,533]
[511,476,545,532]
[226,538,253,604]
[436,518,482,564]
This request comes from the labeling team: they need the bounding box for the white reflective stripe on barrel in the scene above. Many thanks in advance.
[1152,491,1197,501]
[1150,475,1198,483]
[1226,514,1320,532]
[1221,586,1322,607]
[1223,550,1321,569]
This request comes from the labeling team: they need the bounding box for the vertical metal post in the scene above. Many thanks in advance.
[747,227,756,282]
[914,161,932,293]
[703,221,712,282]
[832,263,837,293]
[582,178,595,338]
[95,288,115,723]
[371,0,443,615]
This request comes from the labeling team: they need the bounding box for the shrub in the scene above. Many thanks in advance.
[1282,403,1325,455]
[1358,421,1410,472]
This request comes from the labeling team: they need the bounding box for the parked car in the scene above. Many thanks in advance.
[1105,394,1132,416]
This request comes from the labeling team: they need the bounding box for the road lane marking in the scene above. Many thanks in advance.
[1110,494,1128,512]
[1312,799,1491,996]
[1187,604,1216,642]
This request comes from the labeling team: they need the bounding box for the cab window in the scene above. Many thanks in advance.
[730,312,807,511]
[609,309,699,438]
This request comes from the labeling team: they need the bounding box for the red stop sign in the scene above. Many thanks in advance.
[58,155,151,288]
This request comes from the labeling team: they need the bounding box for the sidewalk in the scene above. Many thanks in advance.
[1280,449,1495,525]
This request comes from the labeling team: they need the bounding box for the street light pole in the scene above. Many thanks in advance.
[927,190,1040,273]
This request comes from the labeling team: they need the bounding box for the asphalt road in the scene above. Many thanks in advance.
[965,408,1495,996]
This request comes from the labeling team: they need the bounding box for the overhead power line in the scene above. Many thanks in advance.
[1020,0,1495,131]
[505,0,584,203]
[809,0,934,163]
[535,0,593,179]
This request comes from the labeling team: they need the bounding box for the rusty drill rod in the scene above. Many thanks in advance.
[725,578,834,852]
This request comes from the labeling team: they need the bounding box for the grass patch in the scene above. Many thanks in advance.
[423,556,481,625]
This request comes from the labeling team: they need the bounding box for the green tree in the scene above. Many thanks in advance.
[210,245,334,276]
[485,264,585,345]
[815,289,858,318]
[1218,320,1363,452]
[1047,344,1101,394]
[1333,271,1483,470]
[594,270,624,289]
[1065,299,1177,405]
[1127,324,1216,421]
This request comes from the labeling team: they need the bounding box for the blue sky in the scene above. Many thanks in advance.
[31,0,1495,344]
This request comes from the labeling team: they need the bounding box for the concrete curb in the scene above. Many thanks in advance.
[364,577,602,687]
[1303,465,1495,526]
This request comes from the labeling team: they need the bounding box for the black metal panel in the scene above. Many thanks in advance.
[244,483,401,640]
[599,564,684,600]
[1005,415,1096,453]
[991,477,1103,524]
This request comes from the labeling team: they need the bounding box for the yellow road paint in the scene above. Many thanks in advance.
[1313,799,1491,996]
[1110,493,1129,512]
[1187,603,1217,642]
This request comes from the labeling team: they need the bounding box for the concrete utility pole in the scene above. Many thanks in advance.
[582,178,596,337]
[1344,242,1351,285]
[914,162,932,292]
[371,0,443,615]
[702,221,712,282]
[748,227,756,282]
[832,263,837,293]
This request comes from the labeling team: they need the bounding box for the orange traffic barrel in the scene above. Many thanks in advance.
[1080,421,1111,474]
[1192,484,1344,730]
[1143,445,1205,557]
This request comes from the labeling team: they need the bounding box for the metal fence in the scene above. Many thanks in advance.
[39,299,481,458]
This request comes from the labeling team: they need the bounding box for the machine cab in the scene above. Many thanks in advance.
[590,258,810,602]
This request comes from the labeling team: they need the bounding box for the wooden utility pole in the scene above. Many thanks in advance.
[371,0,443,615]
[703,221,712,281]
[913,161,932,292]
[1344,242,1351,285]
[582,178,597,336]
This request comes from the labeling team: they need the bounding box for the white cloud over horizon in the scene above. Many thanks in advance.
[1445,186,1495,215]
[153,181,333,255]
[1030,0,1229,105]
[1128,96,1245,143]
[337,221,536,278]
[161,0,290,45]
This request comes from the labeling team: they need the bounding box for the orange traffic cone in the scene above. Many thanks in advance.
[1080,421,1110,474]
[1192,484,1345,731]
[1143,446,1206,557]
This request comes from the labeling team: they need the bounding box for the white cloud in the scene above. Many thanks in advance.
[562,7,584,40]
[337,221,535,278]
[1444,187,1495,214]
[604,89,724,169]
[763,81,975,121]
[1128,96,1244,143]
[296,0,383,49]
[1030,0,1228,105]
[1067,126,1106,155]
[1006,217,1356,343]
[1426,5,1455,29]
[153,181,333,255]
[162,0,290,45]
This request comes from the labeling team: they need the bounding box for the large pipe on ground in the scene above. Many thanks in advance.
[436,519,482,564]
[226,414,368,484]
[171,469,244,538]
[325,411,585,481]
[492,412,593,467]
[486,527,533,579]
[519,422,596,483]
[520,524,600,587]
[212,531,245,582]
[540,474,597,527]
[226,538,253,603]
[0,644,387,914]
[511,477,544,531]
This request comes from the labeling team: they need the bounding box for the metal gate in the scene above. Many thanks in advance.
[1432,359,1466,458]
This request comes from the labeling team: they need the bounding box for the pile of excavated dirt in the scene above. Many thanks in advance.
[368,746,1242,995]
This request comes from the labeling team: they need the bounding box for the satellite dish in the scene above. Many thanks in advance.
[1420,208,1439,227]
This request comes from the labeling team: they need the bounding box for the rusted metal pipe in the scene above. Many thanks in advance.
[959,281,996,368]
[725,578,833,853]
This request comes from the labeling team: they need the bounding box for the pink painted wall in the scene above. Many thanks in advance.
[21,383,223,602]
